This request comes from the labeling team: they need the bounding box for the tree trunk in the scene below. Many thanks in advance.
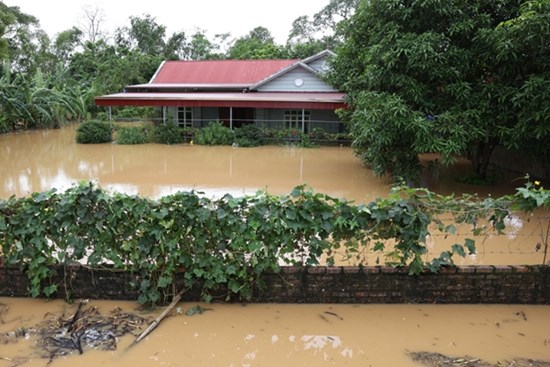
[471,140,498,180]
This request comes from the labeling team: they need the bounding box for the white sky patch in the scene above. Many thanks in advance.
[5,0,329,44]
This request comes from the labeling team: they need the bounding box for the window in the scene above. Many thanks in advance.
[177,107,193,127]
[284,110,310,130]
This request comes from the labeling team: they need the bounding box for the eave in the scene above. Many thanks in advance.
[95,92,346,110]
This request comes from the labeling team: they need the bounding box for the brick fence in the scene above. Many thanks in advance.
[0,265,548,304]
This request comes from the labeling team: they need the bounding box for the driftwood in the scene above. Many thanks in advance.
[129,288,187,348]
[409,351,550,367]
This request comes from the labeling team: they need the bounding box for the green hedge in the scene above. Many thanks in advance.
[195,121,234,145]
[0,181,547,306]
[234,124,264,147]
[154,124,185,145]
[76,121,112,144]
[116,126,152,145]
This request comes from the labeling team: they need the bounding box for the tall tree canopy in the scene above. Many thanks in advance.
[228,26,285,59]
[286,0,359,58]
[330,0,550,182]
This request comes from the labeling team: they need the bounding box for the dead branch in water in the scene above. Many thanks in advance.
[129,288,187,348]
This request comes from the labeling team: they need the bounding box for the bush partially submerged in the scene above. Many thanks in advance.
[234,124,263,147]
[195,121,234,145]
[154,124,185,145]
[76,121,112,144]
[116,126,152,145]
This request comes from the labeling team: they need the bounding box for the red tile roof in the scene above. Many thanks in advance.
[151,59,298,84]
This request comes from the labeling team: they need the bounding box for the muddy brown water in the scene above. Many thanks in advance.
[1,298,550,367]
[1,125,549,366]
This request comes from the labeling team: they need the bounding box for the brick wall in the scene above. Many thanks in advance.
[0,265,548,304]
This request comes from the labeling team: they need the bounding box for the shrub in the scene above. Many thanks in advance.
[116,126,152,145]
[154,124,185,145]
[114,106,155,119]
[76,120,112,144]
[195,121,234,145]
[0,116,9,134]
[234,124,263,147]
[309,128,330,140]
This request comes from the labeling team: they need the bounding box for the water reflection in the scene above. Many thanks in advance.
[0,125,388,202]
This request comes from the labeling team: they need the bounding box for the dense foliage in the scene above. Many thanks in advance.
[115,125,152,145]
[75,120,112,144]
[0,181,548,307]
[234,124,264,147]
[153,124,186,145]
[330,0,549,182]
[194,121,235,146]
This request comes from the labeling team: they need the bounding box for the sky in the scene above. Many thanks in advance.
[5,0,329,44]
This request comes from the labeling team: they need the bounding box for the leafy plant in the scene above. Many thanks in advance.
[234,124,263,147]
[195,121,234,145]
[309,128,331,140]
[115,125,152,145]
[75,120,113,144]
[154,124,185,145]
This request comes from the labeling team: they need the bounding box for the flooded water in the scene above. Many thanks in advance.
[1,297,549,367]
[0,124,523,202]
[1,126,549,366]
[0,125,390,202]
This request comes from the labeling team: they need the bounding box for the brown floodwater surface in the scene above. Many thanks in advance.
[1,298,549,367]
[0,125,524,202]
[0,125,391,202]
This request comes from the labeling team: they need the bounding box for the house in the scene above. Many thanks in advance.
[95,50,346,134]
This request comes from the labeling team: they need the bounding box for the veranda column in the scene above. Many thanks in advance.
[301,108,305,133]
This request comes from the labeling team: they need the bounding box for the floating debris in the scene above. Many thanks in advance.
[185,305,212,316]
[409,351,550,367]
[516,310,528,321]
[1,300,148,363]
[324,311,344,320]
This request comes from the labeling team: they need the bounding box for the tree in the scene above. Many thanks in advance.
[228,26,285,59]
[186,30,222,60]
[481,0,550,174]
[78,5,106,44]
[53,27,83,65]
[329,0,548,182]
[116,14,166,56]
[164,31,187,60]
[286,0,359,58]
[0,2,38,61]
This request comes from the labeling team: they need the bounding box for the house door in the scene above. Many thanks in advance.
[219,108,255,129]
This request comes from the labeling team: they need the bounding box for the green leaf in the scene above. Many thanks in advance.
[373,241,385,252]
[444,224,457,234]
[226,265,237,275]
[464,238,476,254]
[228,279,241,294]
[43,284,58,297]
[157,276,172,288]
[451,244,466,257]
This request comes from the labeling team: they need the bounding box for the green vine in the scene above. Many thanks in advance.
[0,179,548,307]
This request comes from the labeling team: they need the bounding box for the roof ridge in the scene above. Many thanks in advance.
[163,59,299,63]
